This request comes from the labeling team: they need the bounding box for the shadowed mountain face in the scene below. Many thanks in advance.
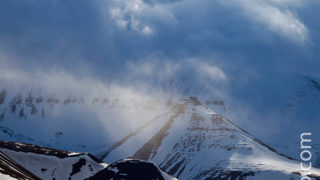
[97,97,320,180]
[0,141,176,180]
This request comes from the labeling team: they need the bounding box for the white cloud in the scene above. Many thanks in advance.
[98,0,178,35]
[108,0,154,35]
[197,62,227,81]
[126,57,227,82]
[220,0,308,43]
[141,25,153,35]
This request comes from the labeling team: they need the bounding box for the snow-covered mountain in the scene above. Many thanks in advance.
[0,141,176,180]
[0,141,107,179]
[97,97,320,179]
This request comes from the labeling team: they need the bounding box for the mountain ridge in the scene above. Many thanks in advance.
[0,140,176,180]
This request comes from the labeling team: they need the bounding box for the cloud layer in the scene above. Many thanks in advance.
[105,0,308,42]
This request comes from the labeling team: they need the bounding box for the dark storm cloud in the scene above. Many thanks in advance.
[1,0,319,77]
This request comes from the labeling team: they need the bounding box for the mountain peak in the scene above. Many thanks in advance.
[188,97,203,106]
[98,97,320,179]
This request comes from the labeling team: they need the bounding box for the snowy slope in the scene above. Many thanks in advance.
[98,97,320,179]
[0,141,107,180]
[0,150,40,180]
[0,141,177,180]
[203,74,320,167]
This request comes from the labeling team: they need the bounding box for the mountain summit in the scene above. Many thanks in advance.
[97,97,320,179]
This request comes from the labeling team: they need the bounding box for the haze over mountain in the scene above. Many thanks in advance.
[1,72,320,166]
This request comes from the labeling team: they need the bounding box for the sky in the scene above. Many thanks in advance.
[1,0,319,75]
[1,0,320,153]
